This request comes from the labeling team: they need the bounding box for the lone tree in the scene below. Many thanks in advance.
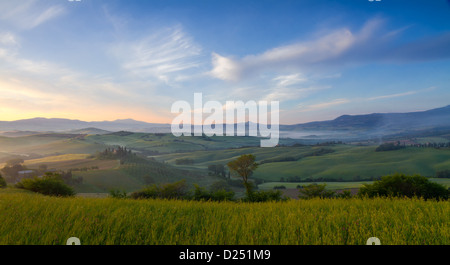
[227,154,258,196]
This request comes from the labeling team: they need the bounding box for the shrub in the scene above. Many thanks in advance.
[16,174,75,197]
[130,179,188,199]
[210,189,235,201]
[338,190,353,199]
[209,180,232,193]
[191,184,235,202]
[244,189,287,202]
[298,183,335,199]
[109,189,128,199]
[273,185,286,190]
[436,169,450,178]
[0,174,6,188]
[243,182,287,202]
[358,173,449,200]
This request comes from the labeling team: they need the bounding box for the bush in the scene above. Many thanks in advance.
[338,190,353,199]
[375,143,404,152]
[209,180,232,192]
[273,185,286,190]
[16,174,75,197]
[436,169,450,178]
[109,189,128,199]
[244,189,287,202]
[358,173,449,200]
[0,174,6,188]
[191,184,235,202]
[210,189,235,201]
[130,179,188,199]
[298,183,335,199]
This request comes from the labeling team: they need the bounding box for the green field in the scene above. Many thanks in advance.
[2,132,450,193]
[0,189,448,245]
[258,178,450,190]
[157,144,450,181]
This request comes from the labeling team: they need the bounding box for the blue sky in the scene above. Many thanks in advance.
[0,0,449,124]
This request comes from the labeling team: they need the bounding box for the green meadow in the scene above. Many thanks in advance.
[0,189,448,245]
[2,133,450,193]
[157,144,450,182]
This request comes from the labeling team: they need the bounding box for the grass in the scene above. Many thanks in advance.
[3,132,450,193]
[23,154,91,164]
[258,181,373,190]
[159,145,450,181]
[71,156,216,193]
[0,189,448,245]
[258,178,450,190]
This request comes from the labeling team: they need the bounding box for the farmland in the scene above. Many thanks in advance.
[0,189,448,245]
[1,132,450,194]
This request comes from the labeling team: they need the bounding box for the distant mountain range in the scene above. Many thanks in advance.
[0,118,170,134]
[1,105,450,140]
[280,105,450,139]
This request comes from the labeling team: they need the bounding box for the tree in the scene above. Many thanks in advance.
[227,154,258,196]
[208,164,226,178]
[130,180,188,200]
[0,174,6,188]
[1,164,28,180]
[298,183,335,199]
[16,173,75,197]
[358,173,448,200]
[209,180,232,192]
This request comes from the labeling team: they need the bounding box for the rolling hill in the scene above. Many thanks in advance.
[1,105,450,141]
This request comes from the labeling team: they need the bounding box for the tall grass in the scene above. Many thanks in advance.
[0,190,448,245]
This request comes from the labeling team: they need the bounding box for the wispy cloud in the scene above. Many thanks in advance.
[367,91,418,101]
[294,86,436,114]
[0,0,65,30]
[298,98,351,112]
[367,87,436,101]
[264,85,330,103]
[272,74,307,87]
[0,32,18,46]
[209,18,383,81]
[111,25,203,84]
[209,17,450,82]
[0,31,174,122]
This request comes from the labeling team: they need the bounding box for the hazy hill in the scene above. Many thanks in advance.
[1,105,450,140]
[0,118,170,133]
[280,105,450,139]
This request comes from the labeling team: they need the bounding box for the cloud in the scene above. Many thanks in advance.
[367,87,436,101]
[367,91,418,101]
[210,53,241,81]
[209,18,383,81]
[293,86,436,115]
[209,17,450,82]
[272,74,307,87]
[298,98,351,112]
[29,5,65,29]
[111,25,203,84]
[0,32,18,46]
[0,0,65,30]
[263,85,330,103]
[0,34,174,122]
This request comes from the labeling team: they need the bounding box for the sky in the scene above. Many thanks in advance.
[0,0,449,124]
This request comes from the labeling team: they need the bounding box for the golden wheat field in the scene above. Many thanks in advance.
[0,189,448,245]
